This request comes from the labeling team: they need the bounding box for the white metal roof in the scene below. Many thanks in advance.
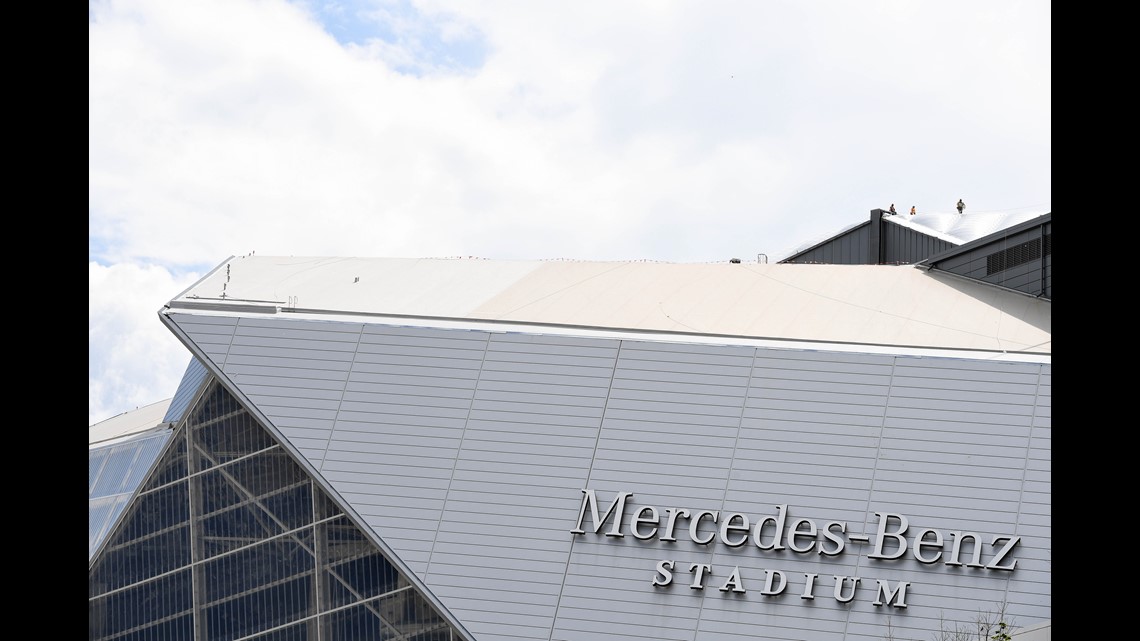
[774,210,1050,260]
[887,209,1049,245]
[89,398,173,446]
[170,256,1050,356]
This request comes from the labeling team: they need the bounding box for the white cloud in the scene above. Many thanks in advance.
[89,0,1050,423]
[89,262,201,426]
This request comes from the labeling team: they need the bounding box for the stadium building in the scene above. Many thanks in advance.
[89,210,1052,641]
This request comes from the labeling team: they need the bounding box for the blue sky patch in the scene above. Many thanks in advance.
[308,0,487,76]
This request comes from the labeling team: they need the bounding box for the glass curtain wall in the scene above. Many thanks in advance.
[89,379,463,641]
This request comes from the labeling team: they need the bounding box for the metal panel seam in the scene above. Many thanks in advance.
[425,331,492,581]
[546,339,622,641]
[1004,364,1045,609]
[316,323,367,471]
[689,346,758,641]
[842,353,897,639]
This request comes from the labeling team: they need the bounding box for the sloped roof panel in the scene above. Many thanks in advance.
[169,257,1050,355]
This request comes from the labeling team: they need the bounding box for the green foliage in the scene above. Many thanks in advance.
[990,621,1011,641]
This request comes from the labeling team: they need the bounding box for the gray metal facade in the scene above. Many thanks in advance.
[781,221,874,265]
[163,311,1050,641]
[781,212,957,266]
[880,223,958,265]
[920,217,1052,300]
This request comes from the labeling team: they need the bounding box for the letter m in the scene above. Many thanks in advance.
[570,489,633,538]
[872,579,910,608]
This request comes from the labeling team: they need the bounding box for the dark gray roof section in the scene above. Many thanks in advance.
[162,357,210,424]
[780,209,957,265]
[917,213,1052,300]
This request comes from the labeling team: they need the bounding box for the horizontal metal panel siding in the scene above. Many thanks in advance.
[326,324,491,575]
[786,225,871,264]
[883,225,956,264]
[547,348,1049,641]
[427,333,619,640]
[932,225,1049,296]
[224,317,366,468]
[552,341,755,641]
[167,313,238,369]
[173,316,1050,640]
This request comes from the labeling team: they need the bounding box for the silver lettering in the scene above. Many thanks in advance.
[652,559,674,586]
[985,535,1020,571]
[689,510,719,545]
[631,506,660,540]
[868,512,908,560]
[660,508,690,542]
[872,579,910,608]
[761,569,787,595]
[719,512,750,547]
[570,489,632,537]
[946,531,984,568]
[833,576,860,603]
[689,563,711,589]
[752,504,788,551]
[819,521,846,556]
[719,566,746,593]
[787,518,817,553]
[912,528,943,564]
[801,573,818,600]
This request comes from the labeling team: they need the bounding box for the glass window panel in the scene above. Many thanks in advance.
[190,383,242,428]
[119,481,191,542]
[199,501,281,559]
[90,523,191,595]
[192,410,277,470]
[202,536,315,605]
[408,628,454,641]
[91,382,465,641]
[89,568,192,640]
[196,451,312,534]
[197,466,248,520]
[202,574,314,641]
[89,493,131,559]
[201,449,308,512]
[145,430,188,488]
[89,448,109,493]
[321,601,394,641]
[121,433,170,491]
[110,614,194,641]
[378,589,449,639]
[314,486,343,521]
[243,620,315,641]
[91,443,144,496]
[164,357,210,425]
[90,481,190,595]
[318,516,405,608]
[323,553,405,610]
[258,478,313,530]
[320,590,455,641]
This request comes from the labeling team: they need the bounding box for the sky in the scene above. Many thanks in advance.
[89,0,1051,426]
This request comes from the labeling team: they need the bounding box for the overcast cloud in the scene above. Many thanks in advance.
[89,0,1051,426]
